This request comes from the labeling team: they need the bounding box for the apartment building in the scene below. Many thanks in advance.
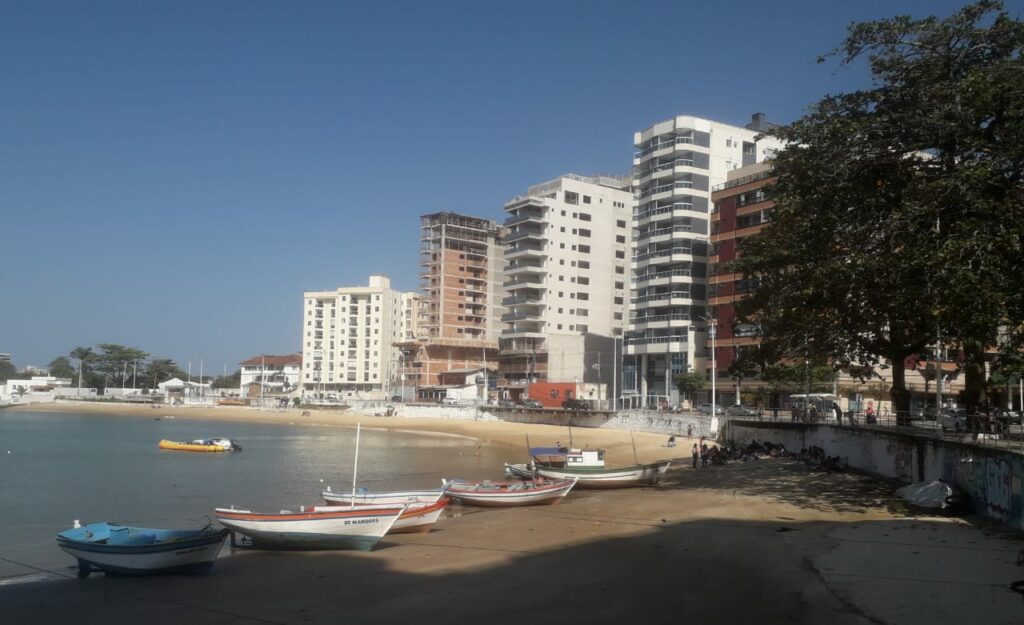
[624,113,784,407]
[710,162,964,411]
[396,213,504,401]
[301,275,410,399]
[499,174,632,404]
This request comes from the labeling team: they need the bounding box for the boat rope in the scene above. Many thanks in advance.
[0,555,74,579]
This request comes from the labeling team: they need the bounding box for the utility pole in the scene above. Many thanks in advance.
[612,336,618,412]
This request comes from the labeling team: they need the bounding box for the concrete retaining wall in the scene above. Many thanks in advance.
[362,404,715,437]
[725,421,1024,531]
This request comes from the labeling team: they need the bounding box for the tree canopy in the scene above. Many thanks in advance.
[733,1,1024,419]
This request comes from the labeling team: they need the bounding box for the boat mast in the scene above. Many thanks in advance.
[629,425,638,465]
[350,423,362,508]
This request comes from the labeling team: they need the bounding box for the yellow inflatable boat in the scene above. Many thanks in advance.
[158,438,241,452]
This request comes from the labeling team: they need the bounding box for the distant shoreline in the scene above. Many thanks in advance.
[9,401,682,465]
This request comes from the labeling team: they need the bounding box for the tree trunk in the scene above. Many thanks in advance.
[962,340,988,416]
[890,353,912,425]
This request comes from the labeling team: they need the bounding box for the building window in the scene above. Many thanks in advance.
[560,226,566,233]
[557,324,563,330]
[615,265,625,274]
[582,196,591,204]
[577,292,589,300]
[560,243,566,249]
[614,312,623,320]
[616,219,627,228]
[565,191,579,205]
[577,309,588,317]
[616,235,625,243]
[578,260,590,269]
[615,250,625,259]
[561,210,566,216]
[615,281,624,289]
[579,229,591,238]
[578,277,589,285]
[579,245,590,253]
[579,212,591,221]
[571,228,577,235]
[614,297,624,305]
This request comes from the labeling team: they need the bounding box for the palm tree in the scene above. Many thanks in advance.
[70,346,93,391]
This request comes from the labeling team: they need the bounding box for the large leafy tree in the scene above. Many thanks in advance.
[143,359,187,389]
[735,1,1024,421]
[47,356,76,379]
[92,344,150,389]
[674,371,704,406]
[0,359,15,382]
[69,346,94,390]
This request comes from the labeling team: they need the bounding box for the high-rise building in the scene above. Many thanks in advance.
[301,275,410,399]
[396,212,505,401]
[624,113,784,407]
[499,174,632,404]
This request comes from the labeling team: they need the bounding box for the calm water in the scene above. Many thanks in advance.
[0,410,508,579]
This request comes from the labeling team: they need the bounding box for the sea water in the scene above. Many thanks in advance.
[0,409,509,579]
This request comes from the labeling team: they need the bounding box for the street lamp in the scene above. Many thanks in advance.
[694,314,718,424]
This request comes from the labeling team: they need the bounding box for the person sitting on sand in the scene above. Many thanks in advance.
[667,435,676,448]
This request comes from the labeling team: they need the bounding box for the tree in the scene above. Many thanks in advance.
[212,369,241,389]
[760,363,837,397]
[47,356,76,380]
[735,1,1024,421]
[92,344,150,389]
[674,371,705,407]
[0,359,15,382]
[69,346,94,391]
[143,359,187,389]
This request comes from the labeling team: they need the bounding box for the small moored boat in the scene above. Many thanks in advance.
[505,447,670,488]
[158,438,242,452]
[214,504,403,550]
[56,522,228,577]
[442,477,577,507]
[388,499,449,534]
[321,487,444,507]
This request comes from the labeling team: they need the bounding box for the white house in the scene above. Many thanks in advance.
[239,354,302,397]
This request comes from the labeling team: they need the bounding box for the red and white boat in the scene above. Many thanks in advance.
[214,504,403,551]
[442,478,577,507]
[321,488,444,507]
[388,499,449,534]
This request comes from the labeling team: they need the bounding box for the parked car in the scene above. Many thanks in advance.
[561,398,589,411]
[698,404,724,415]
[725,405,758,417]
[497,399,516,408]
[390,395,403,403]
[442,397,460,405]
[521,399,544,409]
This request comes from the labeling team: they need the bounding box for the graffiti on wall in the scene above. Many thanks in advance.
[887,441,914,481]
[944,448,1022,529]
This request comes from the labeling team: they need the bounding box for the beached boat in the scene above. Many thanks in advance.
[158,438,242,452]
[56,522,228,577]
[321,487,444,507]
[505,447,671,488]
[214,504,403,550]
[442,477,577,507]
[388,499,449,534]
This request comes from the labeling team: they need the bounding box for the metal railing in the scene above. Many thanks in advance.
[634,136,697,159]
[634,224,696,240]
[625,335,689,345]
[711,169,774,192]
[630,312,692,324]
[634,247,693,261]
[637,268,692,282]
[631,291,691,304]
[635,203,697,220]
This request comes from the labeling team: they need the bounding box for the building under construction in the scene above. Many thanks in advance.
[396,212,505,400]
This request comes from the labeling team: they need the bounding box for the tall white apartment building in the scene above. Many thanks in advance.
[499,174,632,401]
[625,113,784,406]
[302,275,412,399]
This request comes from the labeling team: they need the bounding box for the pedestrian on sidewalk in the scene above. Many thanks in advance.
[700,442,709,468]
[692,443,699,468]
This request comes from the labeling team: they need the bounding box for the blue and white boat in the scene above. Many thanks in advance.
[56,522,229,577]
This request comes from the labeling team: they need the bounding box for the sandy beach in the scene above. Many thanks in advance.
[3,402,1022,624]
[11,401,683,465]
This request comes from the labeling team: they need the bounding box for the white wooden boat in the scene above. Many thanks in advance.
[442,478,576,507]
[505,446,671,488]
[214,504,403,550]
[321,488,444,506]
[388,499,449,534]
[56,522,228,577]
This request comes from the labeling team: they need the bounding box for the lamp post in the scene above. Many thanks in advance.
[709,319,717,423]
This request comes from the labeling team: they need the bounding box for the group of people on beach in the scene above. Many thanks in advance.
[690,437,724,468]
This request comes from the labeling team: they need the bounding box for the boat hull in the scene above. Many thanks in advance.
[56,526,228,576]
[322,489,444,506]
[443,479,576,507]
[158,440,227,453]
[214,505,402,551]
[389,499,448,534]
[512,461,672,488]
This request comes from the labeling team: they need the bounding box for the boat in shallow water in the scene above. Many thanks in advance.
[158,438,242,452]
[505,447,670,488]
[442,477,577,507]
[214,504,403,550]
[56,522,228,577]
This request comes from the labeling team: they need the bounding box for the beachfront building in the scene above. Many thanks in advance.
[623,113,784,408]
[709,162,964,413]
[302,275,410,400]
[396,212,505,402]
[239,353,303,398]
[499,174,632,406]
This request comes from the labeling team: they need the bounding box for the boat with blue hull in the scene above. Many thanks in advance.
[56,522,228,577]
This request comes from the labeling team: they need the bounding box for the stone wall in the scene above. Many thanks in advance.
[725,420,1024,531]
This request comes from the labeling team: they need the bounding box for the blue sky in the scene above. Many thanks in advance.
[0,0,1012,374]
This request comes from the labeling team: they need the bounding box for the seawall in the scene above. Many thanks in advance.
[725,420,1024,531]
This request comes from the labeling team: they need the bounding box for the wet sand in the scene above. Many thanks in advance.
[5,403,1022,624]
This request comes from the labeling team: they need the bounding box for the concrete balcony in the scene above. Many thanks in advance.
[504,280,545,291]
[505,246,547,261]
[505,228,547,243]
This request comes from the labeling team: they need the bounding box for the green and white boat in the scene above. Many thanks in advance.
[505,447,671,489]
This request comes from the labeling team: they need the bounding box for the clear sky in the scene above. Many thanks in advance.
[1,0,1013,374]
